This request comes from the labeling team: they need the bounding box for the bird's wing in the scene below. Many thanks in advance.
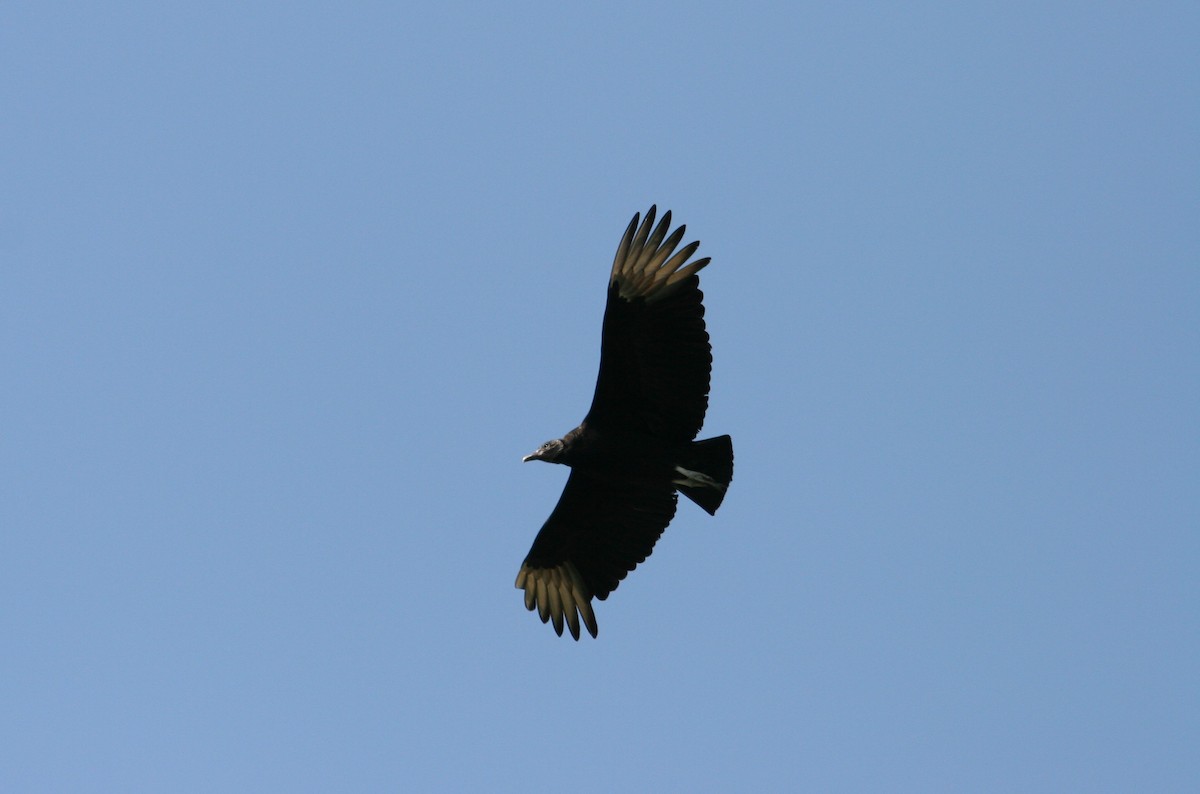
[582,206,714,442]
[516,470,678,639]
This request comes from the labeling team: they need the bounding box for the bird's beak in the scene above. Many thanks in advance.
[522,451,538,462]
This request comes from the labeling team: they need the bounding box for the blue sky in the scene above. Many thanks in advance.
[3,3,1197,791]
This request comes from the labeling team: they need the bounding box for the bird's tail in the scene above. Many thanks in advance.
[674,435,734,515]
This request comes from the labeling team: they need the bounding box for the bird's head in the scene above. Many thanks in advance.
[522,438,565,463]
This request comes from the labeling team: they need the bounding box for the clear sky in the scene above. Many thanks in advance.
[3,3,1197,791]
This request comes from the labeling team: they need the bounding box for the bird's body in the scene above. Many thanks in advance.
[517,206,733,639]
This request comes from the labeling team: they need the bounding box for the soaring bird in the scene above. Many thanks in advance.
[516,206,733,639]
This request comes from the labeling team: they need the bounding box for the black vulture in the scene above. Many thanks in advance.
[516,206,734,639]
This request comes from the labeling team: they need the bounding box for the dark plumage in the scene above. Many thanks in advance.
[516,206,734,639]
